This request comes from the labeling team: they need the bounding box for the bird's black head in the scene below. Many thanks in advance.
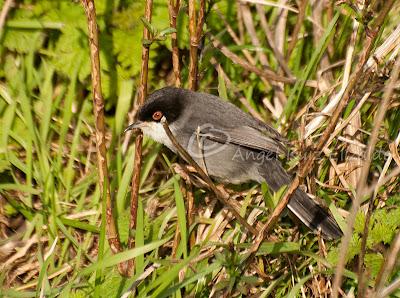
[137,87,184,124]
[124,87,187,150]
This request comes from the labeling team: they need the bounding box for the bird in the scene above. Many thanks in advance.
[125,87,343,239]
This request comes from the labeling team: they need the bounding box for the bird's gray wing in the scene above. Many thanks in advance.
[198,125,287,156]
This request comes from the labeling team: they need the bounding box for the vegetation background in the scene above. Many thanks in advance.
[0,0,399,297]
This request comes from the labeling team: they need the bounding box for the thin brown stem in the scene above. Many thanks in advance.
[241,3,269,67]
[188,0,201,90]
[255,4,292,77]
[168,0,181,87]
[80,0,122,269]
[357,195,375,298]
[286,0,307,58]
[196,0,206,44]
[0,0,14,39]
[240,2,288,108]
[186,183,196,249]
[187,0,205,251]
[171,222,180,258]
[215,7,256,65]
[215,6,286,109]
[128,0,153,276]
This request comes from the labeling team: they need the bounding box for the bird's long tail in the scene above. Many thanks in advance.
[258,159,343,239]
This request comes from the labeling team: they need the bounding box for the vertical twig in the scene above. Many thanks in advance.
[188,0,197,90]
[255,4,292,77]
[0,0,14,38]
[286,0,307,58]
[186,182,196,248]
[187,0,205,248]
[80,0,122,266]
[128,0,153,276]
[357,192,375,298]
[195,0,206,45]
[240,3,269,67]
[168,0,183,254]
[168,0,181,87]
[248,1,288,112]
[188,0,205,90]
[0,0,14,66]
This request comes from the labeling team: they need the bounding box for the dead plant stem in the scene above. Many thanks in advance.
[168,0,181,87]
[80,0,123,271]
[128,0,153,276]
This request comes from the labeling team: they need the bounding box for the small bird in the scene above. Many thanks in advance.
[126,87,343,239]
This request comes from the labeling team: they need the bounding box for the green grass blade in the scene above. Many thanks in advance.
[284,11,340,119]
[80,239,169,276]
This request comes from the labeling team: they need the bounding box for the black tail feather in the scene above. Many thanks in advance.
[259,159,343,239]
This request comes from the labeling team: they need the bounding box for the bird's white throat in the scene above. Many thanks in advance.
[140,121,177,152]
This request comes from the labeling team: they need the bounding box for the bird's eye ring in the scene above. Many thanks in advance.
[152,111,163,121]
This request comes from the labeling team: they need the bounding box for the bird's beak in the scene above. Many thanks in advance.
[124,121,144,133]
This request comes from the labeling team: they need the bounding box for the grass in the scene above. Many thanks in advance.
[0,0,400,297]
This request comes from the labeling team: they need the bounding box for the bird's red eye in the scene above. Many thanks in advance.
[152,111,163,121]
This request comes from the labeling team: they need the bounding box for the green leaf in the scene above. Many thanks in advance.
[286,274,313,298]
[114,80,134,134]
[354,211,366,234]
[59,217,100,233]
[173,176,188,258]
[159,27,177,36]
[364,253,384,278]
[148,254,196,297]
[256,241,300,255]
[6,20,64,29]
[157,262,221,298]
[142,38,153,46]
[0,183,41,195]
[141,17,157,36]
[79,239,169,276]
[218,65,228,100]
[116,210,131,244]
[3,30,44,53]
[113,29,143,77]
[96,269,129,298]
[284,11,340,119]
[51,27,90,82]
[237,241,300,255]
